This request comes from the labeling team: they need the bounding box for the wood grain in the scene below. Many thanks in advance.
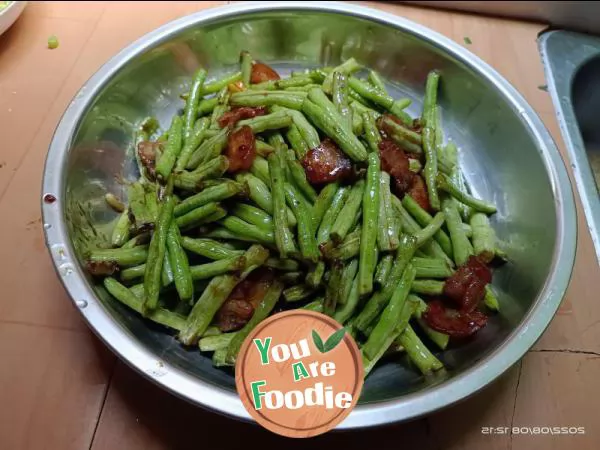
[0,323,114,450]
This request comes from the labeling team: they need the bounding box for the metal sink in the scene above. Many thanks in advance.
[539,30,600,263]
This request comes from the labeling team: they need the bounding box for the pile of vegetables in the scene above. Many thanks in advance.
[86,50,506,376]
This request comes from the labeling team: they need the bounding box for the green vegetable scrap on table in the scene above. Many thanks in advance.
[87,50,505,380]
[47,35,59,49]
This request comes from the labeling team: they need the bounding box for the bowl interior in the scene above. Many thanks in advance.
[60,8,557,405]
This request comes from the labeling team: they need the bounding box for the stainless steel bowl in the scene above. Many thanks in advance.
[41,1,576,428]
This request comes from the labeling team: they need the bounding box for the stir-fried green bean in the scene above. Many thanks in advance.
[88,56,505,381]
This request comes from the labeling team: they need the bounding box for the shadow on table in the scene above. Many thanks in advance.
[91,358,519,450]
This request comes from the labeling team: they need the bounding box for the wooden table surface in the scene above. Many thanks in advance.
[1,2,599,449]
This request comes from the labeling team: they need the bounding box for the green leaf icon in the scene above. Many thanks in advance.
[323,328,347,353]
[312,329,325,353]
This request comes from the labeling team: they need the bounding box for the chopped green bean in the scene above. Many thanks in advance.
[309,183,336,232]
[358,153,380,296]
[324,261,344,316]
[183,69,207,145]
[374,254,394,288]
[156,116,184,181]
[333,276,359,325]
[111,210,132,248]
[250,75,314,91]
[287,157,317,202]
[470,212,497,263]
[330,180,365,242]
[231,203,274,233]
[175,203,223,230]
[219,216,274,245]
[368,70,387,92]
[306,261,326,288]
[197,97,219,117]
[302,99,368,162]
[105,193,125,213]
[362,263,416,360]
[143,194,175,313]
[176,117,210,171]
[412,257,454,278]
[226,280,284,363]
[348,76,411,118]
[332,71,352,131]
[339,259,359,305]
[377,172,399,252]
[484,285,500,311]
[268,151,297,257]
[362,111,382,154]
[413,212,446,246]
[174,180,244,217]
[412,295,449,350]
[167,223,194,302]
[442,197,473,267]
[354,234,418,332]
[179,245,269,345]
[285,125,309,159]
[230,90,307,110]
[104,278,186,330]
[202,71,242,95]
[410,279,445,296]
[285,183,318,262]
[186,128,229,170]
[362,299,416,376]
[181,237,244,260]
[317,184,350,244]
[322,58,362,93]
[88,246,148,267]
[240,50,252,87]
[320,226,361,261]
[397,324,444,375]
[402,194,453,258]
[190,256,247,281]
[283,284,315,302]
[199,333,237,352]
[438,172,497,215]
[235,173,296,227]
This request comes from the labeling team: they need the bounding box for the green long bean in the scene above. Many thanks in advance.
[181,237,244,260]
[269,151,297,257]
[143,194,175,314]
[317,185,350,244]
[354,234,418,332]
[358,153,380,296]
[226,280,284,364]
[179,245,269,345]
[442,197,473,267]
[183,69,207,146]
[302,99,368,162]
[104,277,186,330]
[362,264,416,360]
[284,183,318,262]
[330,180,365,242]
[167,223,193,302]
[155,116,183,181]
[332,71,352,131]
[437,173,497,215]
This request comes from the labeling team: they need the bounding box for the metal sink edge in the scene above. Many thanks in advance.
[538,30,600,263]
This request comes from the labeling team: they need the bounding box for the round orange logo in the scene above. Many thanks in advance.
[235,310,364,437]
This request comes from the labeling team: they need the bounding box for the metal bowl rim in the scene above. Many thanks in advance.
[41,1,577,429]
